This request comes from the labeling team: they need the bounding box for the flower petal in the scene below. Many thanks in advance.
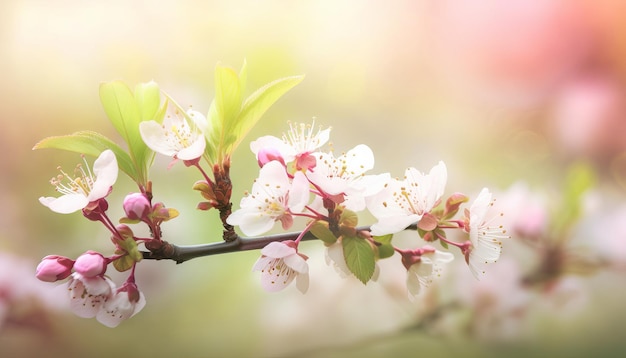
[39,194,89,214]
[175,135,206,160]
[89,150,118,201]
[295,272,309,294]
[139,121,177,156]
[261,241,296,259]
[283,253,308,274]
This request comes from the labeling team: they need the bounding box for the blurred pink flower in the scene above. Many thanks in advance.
[430,0,591,106]
[551,75,626,161]
[1,252,66,331]
[252,241,309,293]
[455,258,530,341]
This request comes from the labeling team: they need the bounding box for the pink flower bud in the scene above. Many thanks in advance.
[123,193,151,221]
[256,147,285,168]
[36,255,74,282]
[73,251,107,278]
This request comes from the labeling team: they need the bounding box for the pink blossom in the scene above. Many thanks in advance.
[96,282,146,328]
[67,273,115,318]
[39,150,118,214]
[252,241,309,293]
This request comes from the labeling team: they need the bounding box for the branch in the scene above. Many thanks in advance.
[141,224,419,264]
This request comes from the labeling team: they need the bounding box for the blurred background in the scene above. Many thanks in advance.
[1,0,626,357]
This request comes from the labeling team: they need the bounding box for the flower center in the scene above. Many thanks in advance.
[283,121,326,153]
[49,157,95,196]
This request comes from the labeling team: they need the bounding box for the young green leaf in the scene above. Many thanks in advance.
[231,75,304,153]
[33,130,136,181]
[342,235,376,284]
[99,81,141,144]
[134,81,161,122]
[373,234,395,259]
[100,80,160,187]
[310,221,337,245]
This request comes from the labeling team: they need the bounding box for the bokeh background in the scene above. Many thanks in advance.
[2,1,626,357]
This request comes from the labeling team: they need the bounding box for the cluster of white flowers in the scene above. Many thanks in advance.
[226,122,507,297]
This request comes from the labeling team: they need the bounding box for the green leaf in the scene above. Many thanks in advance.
[113,235,142,272]
[340,209,359,228]
[232,75,304,152]
[373,234,395,259]
[553,163,596,239]
[238,59,248,95]
[134,81,161,121]
[100,81,157,186]
[215,64,243,129]
[99,81,141,144]
[342,235,376,284]
[310,221,337,244]
[33,130,136,180]
[113,254,135,272]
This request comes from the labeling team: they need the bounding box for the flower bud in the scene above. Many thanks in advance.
[36,255,74,282]
[256,147,285,168]
[123,193,150,221]
[73,251,107,278]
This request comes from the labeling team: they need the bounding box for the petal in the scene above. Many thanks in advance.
[39,194,89,214]
[287,171,310,213]
[259,260,295,292]
[343,144,375,174]
[187,109,209,133]
[295,272,309,294]
[427,161,448,204]
[229,211,276,237]
[96,292,136,328]
[81,275,115,296]
[250,135,296,162]
[258,161,291,187]
[369,214,421,236]
[283,253,308,274]
[261,242,296,259]
[406,270,421,297]
[325,242,351,277]
[470,188,492,223]
[91,150,119,195]
[176,135,206,160]
[252,256,273,272]
[139,121,177,156]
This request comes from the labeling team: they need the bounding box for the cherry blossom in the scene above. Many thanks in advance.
[39,150,118,214]
[67,272,115,318]
[139,109,206,161]
[96,282,146,328]
[368,161,447,236]
[307,144,389,211]
[250,121,330,170]
[405,248,454,298]
[252,241,309,293]
[227,161,310,236]
[464,188,508,279]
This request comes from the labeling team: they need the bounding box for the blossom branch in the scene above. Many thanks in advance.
[140,224,421,264]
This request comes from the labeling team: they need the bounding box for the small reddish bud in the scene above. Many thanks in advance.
[74,251,107,277]
[36,255,74,282]
[123,192,151,220]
